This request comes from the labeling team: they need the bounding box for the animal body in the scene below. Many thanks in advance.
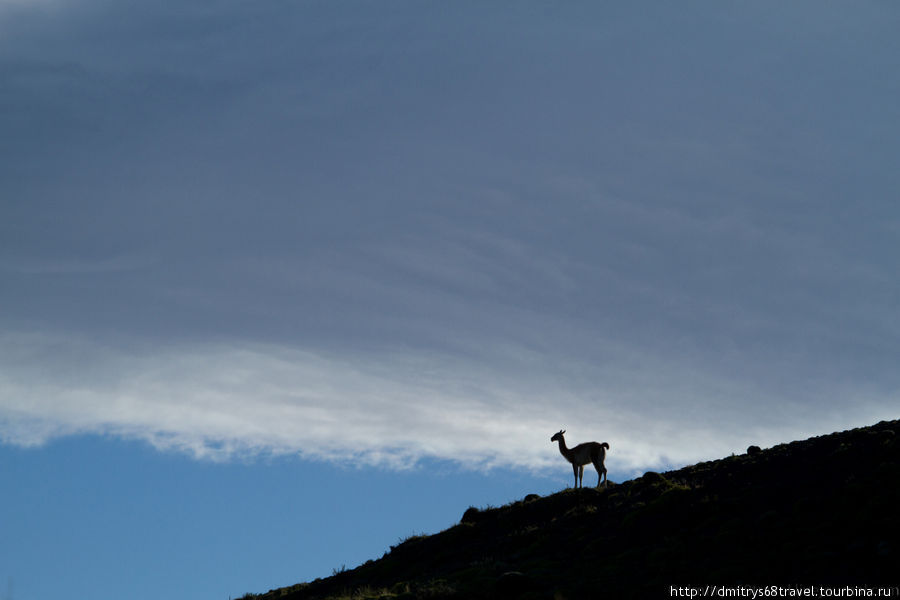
[551,429,609,488]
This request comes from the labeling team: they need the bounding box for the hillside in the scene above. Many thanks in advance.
[245,420,899,599]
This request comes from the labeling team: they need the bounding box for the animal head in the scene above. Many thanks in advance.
[550,429,566,443]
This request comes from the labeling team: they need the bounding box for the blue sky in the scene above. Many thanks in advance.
[2,1,899,599]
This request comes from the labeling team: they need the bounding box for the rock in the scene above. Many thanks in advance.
[641,471,666,484]
[494,571,530,599]
[747,445,762,456]
[461,506,480,524]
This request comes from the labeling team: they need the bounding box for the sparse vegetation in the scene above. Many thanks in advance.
[246,420,899,600]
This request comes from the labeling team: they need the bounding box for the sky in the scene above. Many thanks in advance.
[1,1,899,598]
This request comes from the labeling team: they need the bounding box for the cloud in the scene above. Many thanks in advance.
[0,253,155,275]
[2,332,895,477]
[2,1,899,480]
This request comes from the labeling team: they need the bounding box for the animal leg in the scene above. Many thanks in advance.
[592,458,607,488]
[578,465,584,488]
[572,463,578,488]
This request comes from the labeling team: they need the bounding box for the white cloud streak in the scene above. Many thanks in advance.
[2,332,894,477]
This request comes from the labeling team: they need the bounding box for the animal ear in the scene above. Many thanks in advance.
[562,429,566,434]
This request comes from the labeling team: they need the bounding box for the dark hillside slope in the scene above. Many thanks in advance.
[250,419,899,599]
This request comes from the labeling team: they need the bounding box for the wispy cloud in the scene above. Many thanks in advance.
[0,253,155,275]
[2,332,894,477]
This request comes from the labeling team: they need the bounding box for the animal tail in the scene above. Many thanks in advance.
[591,442,609,463]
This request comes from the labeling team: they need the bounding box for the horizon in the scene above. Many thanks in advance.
[2,1,899,599]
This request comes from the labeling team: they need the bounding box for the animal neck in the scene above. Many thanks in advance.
[555,436,572,461]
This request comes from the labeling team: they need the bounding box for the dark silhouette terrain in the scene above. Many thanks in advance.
[243,419,899,599]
